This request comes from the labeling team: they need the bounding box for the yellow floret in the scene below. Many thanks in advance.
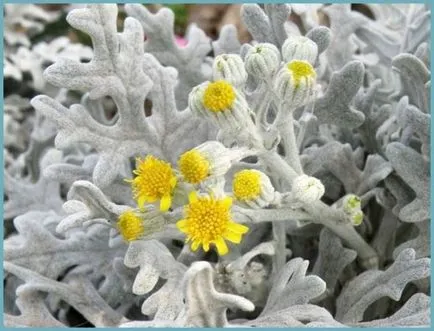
[233,170,262,201]
[117,210,145,242]
[203,80,236,112]
[129,155,177,211]
[178,150,210,184]
[176,192,249,255]
[287,60,316,87]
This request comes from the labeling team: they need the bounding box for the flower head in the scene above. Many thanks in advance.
[233,169,276,208]
[233,170,261,201]
[189,80,252,132]
[129,155,177,211]
[117,210,145,242]
[287,60,316,87]
[117,208,166,241]
[178,150,210,184]
[176,192,249,255]
[178,141,248,185]
[203,80,236,112]
[275,60,317,108]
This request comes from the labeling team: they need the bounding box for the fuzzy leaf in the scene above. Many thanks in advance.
[396,96,430,157]
[4,211,124,280]
[312,229,357,295]
[141,277,185,321]
[393,221,430,259]
[123,240,186,320]
[314,61,366,129]
[355,20,400,65]
[261,257,326,315]
[354,79,389,154]
[247,304,345,327]
[57,180,128,233]
[264,4,291,47]
[4,291,66,327]
[124,4,211,108]
[4,149,63,220]
[181,261,255,327]
[384,174,416,220]
[241,4,276,45]
[33,5,211,188]
[392,53,430,111]
[335,248,430,323]
[356,154,393,196]
[385,142,429,223]
[356,293,430,327]
[323,4,368,69]
[306,26,331,55]
[4,262,128,327]
[212,24,241,56]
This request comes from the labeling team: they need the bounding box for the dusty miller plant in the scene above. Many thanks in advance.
[3,3,431,327]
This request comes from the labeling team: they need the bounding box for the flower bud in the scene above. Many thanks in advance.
[291,174,324,204]
[245,43,281,79]
[233,169,276,209]
[282,36,318,64]
[213,54,247,88]
[275,60,316,108]
[341,194,364,226]
[351,210,364,226]
[188,80,251,132]
[342,194,361,214]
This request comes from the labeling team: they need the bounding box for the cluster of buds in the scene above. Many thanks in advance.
[244,36,318,110]
[342,194,364,226]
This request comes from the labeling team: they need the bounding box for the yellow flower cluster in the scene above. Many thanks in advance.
[118,148,251,256]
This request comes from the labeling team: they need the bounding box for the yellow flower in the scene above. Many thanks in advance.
[128,155,177,211]
[203,80,236,112]
[176,192,249,255]
[178,141,243,185]
[233,170,261,201]
[117,210,145,242]
[287,60,316,87]
[275,60,317,108]
[178,150,210,184]
[232,169,276,209]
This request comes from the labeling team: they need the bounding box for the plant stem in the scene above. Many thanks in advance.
[261,151,379,269]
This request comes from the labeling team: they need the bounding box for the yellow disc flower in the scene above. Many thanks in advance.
[203,80,236,112]
[128,155,177,211]
[176,192,249,255]
[275,59,317,108]
[189,80,254,133]
[178,141,245,185]
[117,208,166,242]
[233,170,261,201]
[233,169,276,209]
[178,150,210,184]
[117,210,145,242]
[287,60,317,88]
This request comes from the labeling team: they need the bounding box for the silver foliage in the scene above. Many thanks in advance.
[3,3,431,327]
